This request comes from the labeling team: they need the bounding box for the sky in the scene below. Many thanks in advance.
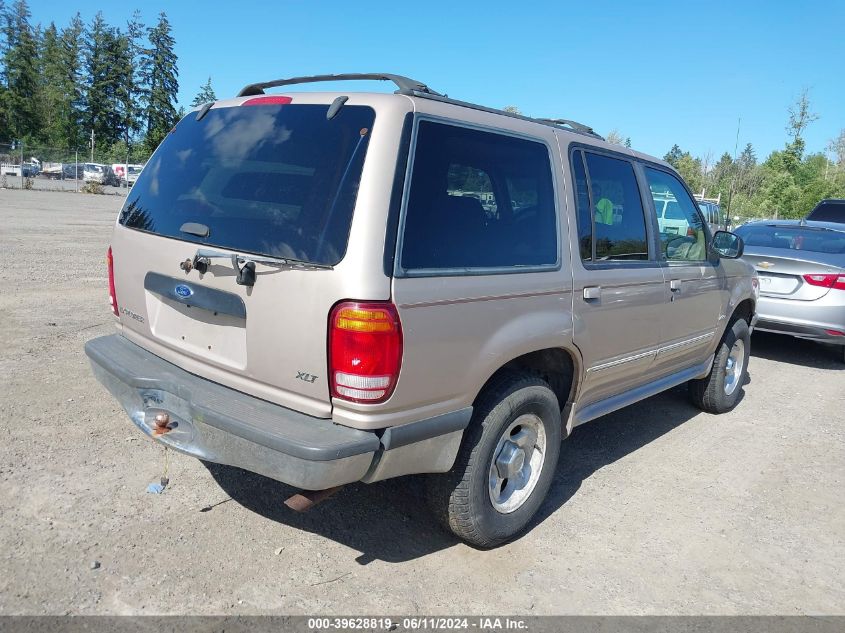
[28,0,845,162]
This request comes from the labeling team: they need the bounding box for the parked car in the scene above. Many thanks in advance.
[806,199,845,224]
[734,220,845,362]
[1,161,39,178]
[112,163,144,186]
[83,162,119,186]
[84,73,757,547]
[123,164,144,187]
[651,192,690,236]
[62,163,84,180]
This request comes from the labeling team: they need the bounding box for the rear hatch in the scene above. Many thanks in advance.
[742,250,842,299]
[110,95,384,418]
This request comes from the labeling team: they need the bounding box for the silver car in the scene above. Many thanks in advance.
[735,220,845,362]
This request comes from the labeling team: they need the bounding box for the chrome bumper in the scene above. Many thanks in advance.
[85,335,471,490]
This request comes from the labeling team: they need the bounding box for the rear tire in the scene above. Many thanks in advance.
[689,318,750,413]
[426,372,562,548]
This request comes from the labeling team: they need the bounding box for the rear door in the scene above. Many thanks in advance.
[643,166,723,372]
[569,147,665,407]
[110,96,392,418]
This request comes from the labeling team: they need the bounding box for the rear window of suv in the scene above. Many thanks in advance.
[119,103,375,266]
[806,201,845,223]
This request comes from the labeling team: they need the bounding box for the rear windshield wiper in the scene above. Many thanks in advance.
[182,247,332,287]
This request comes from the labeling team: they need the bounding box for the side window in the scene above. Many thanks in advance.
[645,167,708,262]
[572,151,592,260]
[583,152,649,261]
[401,121,557,271]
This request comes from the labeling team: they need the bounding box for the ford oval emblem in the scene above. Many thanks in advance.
[174,284,193,298]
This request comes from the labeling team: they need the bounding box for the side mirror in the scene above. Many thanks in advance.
[711,230,744,259]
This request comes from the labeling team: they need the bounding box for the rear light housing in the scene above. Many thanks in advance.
[107,246,119,316]
[242,95,292,106]
[329,301,402,404]
[802,273,845,291]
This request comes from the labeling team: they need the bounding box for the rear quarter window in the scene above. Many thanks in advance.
[400,120,557,272]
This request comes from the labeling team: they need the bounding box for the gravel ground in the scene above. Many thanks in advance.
[1,188,843,616]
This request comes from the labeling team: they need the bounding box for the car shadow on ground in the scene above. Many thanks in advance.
[751,331,844,369]
[204,383,709,565]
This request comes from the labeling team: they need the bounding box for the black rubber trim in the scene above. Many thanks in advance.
[380,407,473,451]
[144,272,246,319]
[383,112,414,276]
[85,335,380,461]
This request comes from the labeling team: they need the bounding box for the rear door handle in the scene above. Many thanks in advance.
[583,286,602,300]
[670,279,682,293]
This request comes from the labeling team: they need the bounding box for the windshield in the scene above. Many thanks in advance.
[735,224,845,254]
[119,102,375,266]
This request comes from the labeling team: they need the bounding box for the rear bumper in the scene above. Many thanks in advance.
[85,335,472,490]
[755,296,845,343]
[754,317,845,343]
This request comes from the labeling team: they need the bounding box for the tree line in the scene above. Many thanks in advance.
[615,91,845,220]
[0,0,217,162]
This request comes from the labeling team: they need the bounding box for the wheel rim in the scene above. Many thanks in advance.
[488,413,547,514]
[724,338,745,396]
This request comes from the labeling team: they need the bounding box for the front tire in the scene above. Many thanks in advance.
[689,318,750,413]
[427,373,562,548]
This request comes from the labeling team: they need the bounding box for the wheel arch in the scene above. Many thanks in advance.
[472,346,582,437]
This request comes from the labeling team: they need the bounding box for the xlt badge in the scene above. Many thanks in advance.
[296,372,318,384]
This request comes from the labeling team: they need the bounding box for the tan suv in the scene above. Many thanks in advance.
[85,73,758,547]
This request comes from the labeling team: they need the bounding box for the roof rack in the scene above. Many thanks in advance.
[234,73,602,140]
[536,118,599,136]
[236,73,443,98]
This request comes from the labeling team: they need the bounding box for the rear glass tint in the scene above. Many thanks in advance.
[400,121,557,271]
[806,201,845,223]
[119,103,375,266]
[735,225,845,254]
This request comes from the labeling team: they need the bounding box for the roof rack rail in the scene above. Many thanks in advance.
[234,73,603,141]
[398,89,605,140]
[536,118,599,136]
[236,73,443,98]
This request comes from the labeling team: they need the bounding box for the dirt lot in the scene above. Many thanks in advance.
[0,188,843,616]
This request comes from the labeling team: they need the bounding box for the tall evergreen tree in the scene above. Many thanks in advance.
[123,10,146,145]
[85,12,133,151]
[38,22,64,144]
[190,76,215,107]
[664,144,684,167]
[106,28,133,146]
[141,12,178,151]
[3,0,40,141]
[84,12,111,150]
[58,13,85,148]
[0,0,10,141]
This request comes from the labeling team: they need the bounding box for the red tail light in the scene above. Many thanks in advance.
[242,95,292,106]
[107,246,119,316]
[803,273,845,291]
[329,301,402,404]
